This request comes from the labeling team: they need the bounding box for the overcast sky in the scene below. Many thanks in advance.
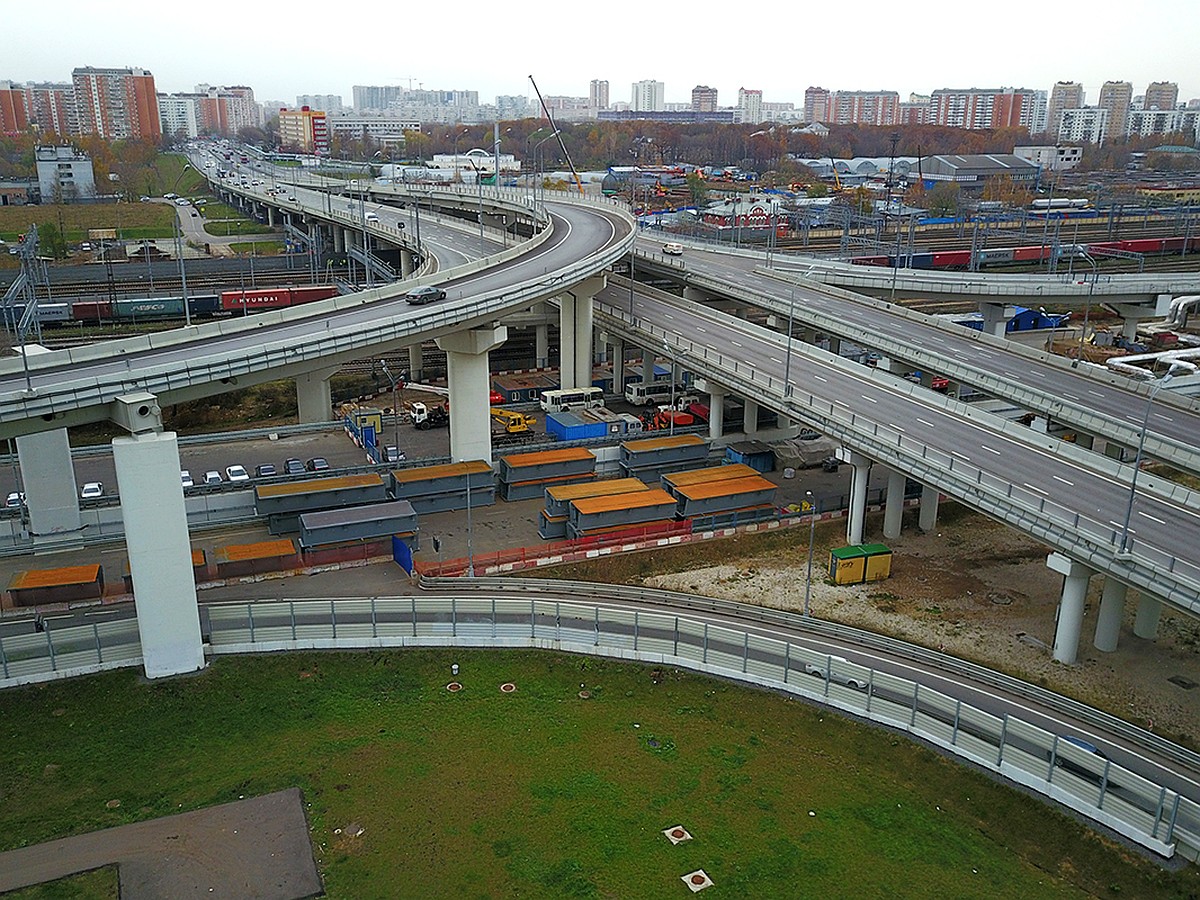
[8,0,1199,109]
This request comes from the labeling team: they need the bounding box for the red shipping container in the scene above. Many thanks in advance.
[288,285,339,305]
[71,300,112,323]
[1012,245,1048,262]
[932,250,971,268]
[220,288,292,312]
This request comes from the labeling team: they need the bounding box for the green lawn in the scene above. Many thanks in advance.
[5,867,117,899]
[1,650,1193,898]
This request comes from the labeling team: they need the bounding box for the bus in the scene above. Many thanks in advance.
[539,387,604,414]
[624,380,684,406]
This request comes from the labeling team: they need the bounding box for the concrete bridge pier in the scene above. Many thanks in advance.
[1110,298,1171,343]
[408,343,424,382]
[16,428,81,535]
[266,207,275,227]
[610,337,625,388]
[918,484,940,532]
[437,324,508,462]
[332,228,345,253]
[110,397,204,680]
[1047,552,1094,664]
[1094,578,1128,652]
[839,450,871,545]
[296,366,340,423]
[694,378,727,440]
[1134,595,1163,641]
[979,303,1017,337]
[882,468,906,540]
[742,398,759,435]
[557,293,577,388]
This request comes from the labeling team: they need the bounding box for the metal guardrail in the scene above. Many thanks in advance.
[3,584,1196,859]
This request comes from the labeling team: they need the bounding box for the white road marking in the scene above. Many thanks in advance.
[813,375,827,383]
[861,395,878,403]
[917,418,936,428]
[1063,393,1080,401]
[731,341,743,347]
[1138,511,1166,524]
[982,445,1001,455]
[890,424,906,433]
[834,400,849,408]
[1023,482,1048,495]
[769,357,782,364]
[952,451,971,461]
[1087,390,1104,398]
[1053,475,1074,486]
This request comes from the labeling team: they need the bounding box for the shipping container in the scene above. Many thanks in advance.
[115,297,186,320]
[70,300,112,323]
[931,250,971,269]
[288,285,340,304]
[188,294,222,316]
[221,288,292,311]
[908,252,934,269]
[1013,245,1049,263]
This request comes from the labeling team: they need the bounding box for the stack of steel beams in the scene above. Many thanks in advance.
[255,474,389,534]
[497,447,596,501]
[539,477,650,539]
[298,500,420,550]
[388,461,495,513]
[620,433,711,483]
[566,488,678,538]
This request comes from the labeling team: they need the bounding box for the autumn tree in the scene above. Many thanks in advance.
[981,175,1033,208]
[686,171,708,206]
[926,182,961,216]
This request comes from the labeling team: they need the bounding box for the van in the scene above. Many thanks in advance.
[364,211,379,224]
[663,242,684,255]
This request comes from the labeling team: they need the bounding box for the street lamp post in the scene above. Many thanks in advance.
[803,490,817,617]
[1071,246,1098,368]
[452,128,468,183]
[468,161,485,253]
[1117,362,1192,555]
[465,468,475,578]
[170,164,193,327]
[783,288,796,395]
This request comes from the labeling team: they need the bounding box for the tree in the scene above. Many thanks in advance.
[806,182,829,198]
[981,175,1032,208]
[686,171,708,206]
[926,182,961,216]
[36,222,67,259]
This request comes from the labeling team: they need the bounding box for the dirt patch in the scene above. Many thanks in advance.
[645,509,1200,749]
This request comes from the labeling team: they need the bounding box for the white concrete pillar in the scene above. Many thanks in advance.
[842,450,870,545]
[1047,552,1094,664]
[1075,432,1094,451]
[1094,578,1127,652]
[1029,416,1049,434]
[266,207,275,227]
[16,428,81,535]
[918,484,940,532]
[400,250,413,277]
[296,366,339,423]
[683,286,706,302]
[979,303,1017,337]
[558,294,577,389]
[332,227,344,253]
[828,336,842,356]
[882,468,906,540]
[112,431,205,679]
[611,338,625,389]
[573,291,594,389]
[875,356,907,376]
[742,399,759,435]
[408,343,424,381]
[1133,595,1162,640]
[437,324,508,462]
[535,324,549,368]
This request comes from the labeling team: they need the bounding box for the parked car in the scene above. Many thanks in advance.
[305,457,330,472]
[405,285,446,305]
[80,482,104,500]
[225,465,250,482]
[180,470,194,489]
[803,656,868,690]
[382,446,405,463]
[6,491,24,508]
[255,463,277,477]
[283,458,305,475]
[203,471,222,486]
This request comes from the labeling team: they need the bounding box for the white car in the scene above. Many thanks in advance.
[662,242,684,256]
[175,197,190,206]
[180,470,194,489]
[225,465,250,482]
[803,656,868,690]
[5,491,24,508]
[80,482,104,500]
[203,471,222,486]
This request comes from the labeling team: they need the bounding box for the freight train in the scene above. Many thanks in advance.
[2,285,340,328]
[851,235,1200,271]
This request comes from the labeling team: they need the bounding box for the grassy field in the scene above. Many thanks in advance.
[0,204,176,244]
[6,868,117,899]
[0,650,1193,899]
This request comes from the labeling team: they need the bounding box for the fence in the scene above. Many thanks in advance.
[3,589,1197,861]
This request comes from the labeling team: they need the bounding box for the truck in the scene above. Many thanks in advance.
[411,402,449,430]
[490,408,536,435]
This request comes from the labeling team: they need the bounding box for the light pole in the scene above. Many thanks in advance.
[1071,246,1097,368]
[468,160,486,253]
[532,131,559,207]
[452,128,468,183]
[170,164,194,326]
[379,360,402,462]
[1117,361,1192,556]
[803,490,817,617]
[783,288,796,395]
[465,468,475,578]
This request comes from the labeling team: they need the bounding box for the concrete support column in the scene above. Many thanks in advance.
[573,291,594,389]
[1133,595,1162,640]
[742,398,759,435]
[400,250,413,277]
[611,338,625,389]
[342,228,355,252]
[1075,432,1094,450]
[593,330,608,364]
[840,450,870,545]
[296,366,339,423]
[708,392,726,440]
[828,336,842,356]
[1047,552,1094,664]
[1094,578,1128,652]
[918,484,940,532]
[875,356,907,376]
[16,428,81,535]
[558,294,577,389]
[979,303,1017,337]
[882,468,906,540]
[682,286,707,302]
[408,343,424,381]
[332,227,345,253]
[534,324,549,368]
[1029,416,1049,434]
[266,207,275,227]
[112,431,205,679]
[437,324,508,462]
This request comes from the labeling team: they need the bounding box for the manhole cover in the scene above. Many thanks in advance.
[578,690,591,699]
[446,682,463,692]
[499,683,517,693]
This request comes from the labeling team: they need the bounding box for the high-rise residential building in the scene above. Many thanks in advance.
[158,94,200,139]
[297,94,343,114]
[1058,107,1108,145]
[803,86,831,123]
[588,79,609,110]
[1046,81,1085,137]
[278,106,330,155]
[1143,81,1179,110]
[929,88,1035,129]
[736,88,763,124]
[72,66,160,140]
[1028,90,1048,134]
[191,85,259,135]
[631,80,665,112]
[1128,107,1200,138]
[830,90,898,126]
[496,95,530,118]
[0,81,28,134]
[1098,81,1133,139]
[691,85,718,113]
[353,85,405,111]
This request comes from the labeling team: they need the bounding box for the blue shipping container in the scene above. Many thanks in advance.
[547,411,607,442]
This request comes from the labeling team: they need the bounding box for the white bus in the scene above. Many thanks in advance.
[539,387,605,414]
[624,380,683,406]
